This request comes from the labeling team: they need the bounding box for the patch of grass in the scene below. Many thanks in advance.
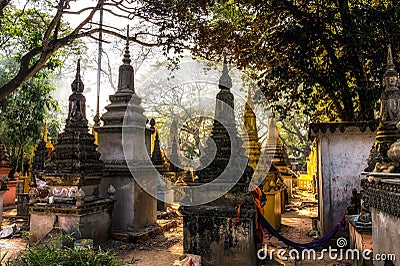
[3,245,123,266]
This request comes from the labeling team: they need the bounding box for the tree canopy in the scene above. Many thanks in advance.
[190,0,400,122]
[0,0,209,100]
[1,0,399,123]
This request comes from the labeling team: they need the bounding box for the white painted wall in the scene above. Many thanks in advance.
[315,127,376,234]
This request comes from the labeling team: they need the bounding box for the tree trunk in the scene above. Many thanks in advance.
[15,141,24,172]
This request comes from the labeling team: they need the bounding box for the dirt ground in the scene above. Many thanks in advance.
[114,220,184,265]
[0,208,184,266]
[0,190,352,265]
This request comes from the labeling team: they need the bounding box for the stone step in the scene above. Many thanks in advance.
[112,219,178,243]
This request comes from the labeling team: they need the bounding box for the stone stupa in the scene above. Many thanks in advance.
[195,59,253,189]
[31,122,54,181]
[94,27,157,230]
[242,88,262,172]
[29,60,114,245]
[366,44,400,171]
[181,59,256,265]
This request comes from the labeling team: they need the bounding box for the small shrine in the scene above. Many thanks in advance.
[181,60,256,265]
[263,119,292,194]
[29,60,114,244]
[258,119,287,229]
[166,119,179,157]
[0,140,19,207]
[0,140,10,226]
[151,130,186,183]
[298,145,317,191]
[151,126,193,210]
[242,89,262,172]
[151,131,175,210]
[31,122,54,182]
[17,123,55,216]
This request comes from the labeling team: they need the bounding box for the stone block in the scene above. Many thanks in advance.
[100,175,156,230]
[183,208,256,266]
[371,208,400,266]
[29,202,112,245]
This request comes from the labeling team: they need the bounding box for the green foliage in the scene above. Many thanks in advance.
[0,0,210,99]
[0,3,80,71]
[3,245,122,266]
[276,111,312,171]
[0,1,76,172]
[0,57,59,172]
[191,0,400,122]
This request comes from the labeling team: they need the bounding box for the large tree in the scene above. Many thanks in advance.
[0,0,209,100]
[2,0,398,123]
[190,0,400,122]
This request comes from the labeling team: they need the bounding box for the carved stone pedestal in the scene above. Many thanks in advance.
[29,199,113,244]
[181,203,256,266]
[361,177,400,266]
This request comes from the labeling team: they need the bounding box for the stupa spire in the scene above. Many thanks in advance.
[244,87,256,133]
[67,60,87,126]
[44,63,103,179]
[151,132,165,166]
[117,25,134,93]
[219,56,232,90]
[123,26,131,65]
[215,57,235,122]
[242,87,261,171]
[365,44,400,171]
[266,118,281,146]
[71,59,84,93]
[383,44,399,87]
[387,44,395,70]
[196,56,251,186]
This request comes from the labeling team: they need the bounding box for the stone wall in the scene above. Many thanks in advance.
[311,125,376,234]
[182,207,256,266]
[371,208,400,266]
